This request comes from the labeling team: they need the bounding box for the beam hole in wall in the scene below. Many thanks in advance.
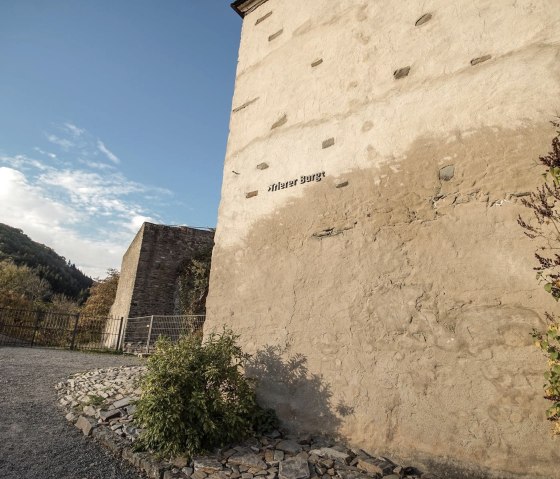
[439,165,455,181]
[232,97,259,113]
[311,58,323,68]
[470,55,492,66]
[322,138,335,149]
[255,11,272,25]
[245,191,258,199]
[415,13,433,26]
[362,121,373,132]
[256,162,269,170]
[271,114,288,130]
[268,29,283,42]
[394,66,411,79]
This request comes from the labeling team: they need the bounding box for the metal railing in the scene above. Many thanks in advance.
[0,307,124,351]
[122,314,205,354]
[0,308,205,354]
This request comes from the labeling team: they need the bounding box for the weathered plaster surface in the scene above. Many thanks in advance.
[206,1,560,477]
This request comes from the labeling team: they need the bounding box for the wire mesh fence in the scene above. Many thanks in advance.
[0,307,205,354]
[122,315,205,354]
[0,307,123,351]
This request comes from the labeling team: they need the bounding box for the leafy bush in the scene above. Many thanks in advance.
[519,119,560,434]
[177,246,212,315]
[134,330,278,458]
[532,317,560,433]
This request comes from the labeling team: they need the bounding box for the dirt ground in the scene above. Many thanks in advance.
[0,347,145,479]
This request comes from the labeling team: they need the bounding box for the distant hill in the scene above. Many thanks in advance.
[0,223,93,300]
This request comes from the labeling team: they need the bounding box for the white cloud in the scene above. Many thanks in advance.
[64,122,85,137]
[0,123,174,277]
[46,134,74,150]
[0,167,166,277]
[0,166,143,277]
[38,169,151,217]
[33,147,57,159]
[0,167,79,225]
[78,159,115,170]
[124,215,156,233]
[97,140,120,164]
[0,169,121,277]
[0,154,49,171]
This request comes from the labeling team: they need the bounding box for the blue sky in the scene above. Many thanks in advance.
[0,1,241,277]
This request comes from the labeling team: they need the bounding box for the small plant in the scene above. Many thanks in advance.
[519,119,560,434]
[532,316,560,433]
[133,330,278,458]
[87,394,105,407]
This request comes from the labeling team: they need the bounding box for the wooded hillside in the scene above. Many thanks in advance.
[0,223,92,301]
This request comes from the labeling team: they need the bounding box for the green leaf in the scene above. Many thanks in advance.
[545,283,553,293]
[132,329,277,457]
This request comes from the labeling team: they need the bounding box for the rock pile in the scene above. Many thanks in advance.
[56,366,438,479]
[56,366,144,442]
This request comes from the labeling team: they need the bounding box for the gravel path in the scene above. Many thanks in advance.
[0,347,146,479]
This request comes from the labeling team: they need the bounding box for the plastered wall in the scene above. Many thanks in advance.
[205,1,560,477]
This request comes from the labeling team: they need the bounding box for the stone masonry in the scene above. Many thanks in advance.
[108,223,214,349]
[205,1,560,478]
[111,223,214,320]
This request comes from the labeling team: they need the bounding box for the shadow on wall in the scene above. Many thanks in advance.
[246,345,354,438]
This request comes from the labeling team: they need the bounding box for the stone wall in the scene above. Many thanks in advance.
[205,1,560,478]
[109,225,144,322]
[110,222,214,320]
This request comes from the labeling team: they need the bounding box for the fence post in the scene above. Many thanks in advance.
[146,315,154,354]
[69,314,80,350]
[30,310,42,348]
[116,317,124,352]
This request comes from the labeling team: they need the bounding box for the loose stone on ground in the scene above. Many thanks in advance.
[56,366,438,479]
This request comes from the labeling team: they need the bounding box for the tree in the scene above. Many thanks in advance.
[0,223,92,299]
[0,260,51,309]
[80,269,119,317]
[49,293,80,314]
[518,119,560,435]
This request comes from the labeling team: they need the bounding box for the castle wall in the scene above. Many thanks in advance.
[205,1,560,478]
[109,223,214,348]
[110,224,145,321]
[124,223,213,318]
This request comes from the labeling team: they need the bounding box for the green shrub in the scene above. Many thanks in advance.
[532,317,560,434]
[134,330,278,458]
[519,119,560,434]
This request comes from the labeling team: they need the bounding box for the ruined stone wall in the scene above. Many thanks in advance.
[205,1,560,478]
[110,223,214,320]
[110,225,145,321]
